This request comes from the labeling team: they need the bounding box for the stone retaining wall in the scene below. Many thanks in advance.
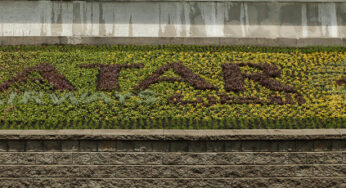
[0,129,345,187]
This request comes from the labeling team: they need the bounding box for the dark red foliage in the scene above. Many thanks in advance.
[336,77,346,86]
[79,63,143,91]
[268,93,305,105]
[221,64,244,92]
[285,93,295,104]
[295,94,306,105]
[222,62,295,93]
[218,92,231,104]
[239,63,281,77]
[244,73,295,92]
[0,63,75,91]
[135,62,217,91]
[268,95,284,105]
[206,96,218,106]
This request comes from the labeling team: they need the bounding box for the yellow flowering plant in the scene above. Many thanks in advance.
[0,45,344,129]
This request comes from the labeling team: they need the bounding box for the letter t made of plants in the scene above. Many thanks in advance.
[79,63,144,91]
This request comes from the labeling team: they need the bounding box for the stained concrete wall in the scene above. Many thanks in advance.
[0,0,345,46]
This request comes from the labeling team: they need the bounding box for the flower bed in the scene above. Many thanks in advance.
[0,45,344,129]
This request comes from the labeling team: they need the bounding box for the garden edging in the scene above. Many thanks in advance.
[0,129,345,140]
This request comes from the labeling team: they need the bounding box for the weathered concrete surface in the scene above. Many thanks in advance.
[0,1,345,46]
[0,36,345,46]
[1,0,345,2]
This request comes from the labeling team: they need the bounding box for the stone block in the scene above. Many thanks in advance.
[109,153,162,165]
[224,141,242,152]
[266,165,313,177]
[32,179,70,187]
[61,140,79,152]
[302,177,345,188]
[0,153,17,164]
[116,141,134,152]
[270,153,288,164]
[152,141,169,152]
[314,140,333,151]
[80,140,97,152]
[206,141,224,152]
[54,153,73,165]
[278,141,296,152]
[258,166,289,177]
[258,141,278,152]
[312,165,346,177]
[43,141,61,152]
[17,153,36,165]
[0,140,7,152]
[78,166,117,178]
[109,153,141,165]
[296,141,314,152]
[26,140,43,152]
[324,152,343,164]
[0,179,32,187]
[89,153,111,165]
[162,153,216,165]
[36,153,54,164]
[292,165,314,177]
[253,153,272,165]
[143,153,163,165]
[8,140,25,152]
[36,166,79,177]
[98,141,116,152]
[215,153,254,165]
[306,153,325,164]
[169,141,188,152]
[340,140,346,151]
[287,153,307,164]
[242,141,260,152]
[188,141,206,152]
[134,141,152,152]
[331,140,343,151]
[73,153,91,165]
[241,165,268,177]
[0,166,21,178]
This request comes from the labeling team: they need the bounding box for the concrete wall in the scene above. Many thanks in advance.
[0,0,345,46]
[0,129,345,187]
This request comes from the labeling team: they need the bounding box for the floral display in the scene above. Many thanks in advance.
[0,45,344,129]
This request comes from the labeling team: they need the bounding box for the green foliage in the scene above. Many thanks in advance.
[0,45,344,129]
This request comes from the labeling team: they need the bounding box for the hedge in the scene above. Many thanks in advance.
[0,45,344,129]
